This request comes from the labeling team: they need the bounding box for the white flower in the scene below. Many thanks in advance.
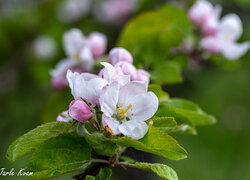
[63,28,94,70]
[33,35,57,60]
[57,0,91,23]
[201,14,249,60]
[66,70,107,105]
[50,59,78,79]
[100,81,159,140]
[100,62,130,86]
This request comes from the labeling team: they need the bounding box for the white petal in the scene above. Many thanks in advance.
[214,5,222,19]
[66,70,88,99]
[80,72,99,81]
[118,82,147,107]
[116,74,130,86]
[50,59,77,77]
[86,78,108,105]
[129,92,159,121]
[219,14,243,41]
[102,115,120,135]
[222,41,250,60]
[100,62,115,82]
[63,28,86,56]
[119,121,148,140]
[99,82,119,117]
[79,46,94,71]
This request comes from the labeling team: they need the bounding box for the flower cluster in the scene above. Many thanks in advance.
[50,28,107,90]
[57,48,158,140]
[189,0,249,60]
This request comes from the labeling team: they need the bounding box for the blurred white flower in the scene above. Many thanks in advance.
[57,0,91,23]
[33,35,57,60]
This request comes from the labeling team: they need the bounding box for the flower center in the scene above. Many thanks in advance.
[71,51,81,60]
[116,102,133,121]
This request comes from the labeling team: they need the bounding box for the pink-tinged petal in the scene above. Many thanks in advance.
[102,115,120,135]
[201,37,223,54]
[219,14,243,42]
[202,16,219,36]
[188,0,213,25]
[68,99,92,122]
[86,78,108,105]
[129,92,159,121]
[118,121,148,140]
[222,41,250,60]
[52,76,67,90]
[134,69,150,82]
[118,82,147,107]
[66,70,88,99]
[50,59,77,78]
[100,82,119,117]
[115,62,137,80]
[56,111,73,122]
[63,28,86,56]
[108,47,133,65]
[87,32,107,59]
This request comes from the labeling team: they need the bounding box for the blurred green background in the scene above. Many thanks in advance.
[0,0,249,180]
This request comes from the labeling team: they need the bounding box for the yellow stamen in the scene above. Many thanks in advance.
[117,103,133,120]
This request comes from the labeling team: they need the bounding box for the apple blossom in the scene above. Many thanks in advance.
[201,14,249,60]
[68,99,93,122]
[94,0,138,23]
[63,29,93,70]
[67,70,107,105]
[188,0,213,25]
[99,62,130,86]
[33,35,57,60]
[100,81,158,140]
[108,47,133,65]
[56,111,73,122]
[87,32,107,59]
[57,0,91,23]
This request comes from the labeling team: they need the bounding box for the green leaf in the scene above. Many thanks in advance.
[119,155,136,164]
[7,122,75,162]
[156,98,216,126]
[146,117,177,133]
[110,126,187,160]
[85,133,121,157]
[151,62,183,84]
[118,5,191,66]
[135,162,178,180]
[27,133,91,178]
[168,124,197,135]
[148,84,170,102]
[96,168,112,180]
[41,88,72,124]
[86,175,95,180]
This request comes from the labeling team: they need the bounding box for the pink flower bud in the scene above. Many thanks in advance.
[108,47,133,65]
[201,37,222,54]
[52,76,67,90]
[68,99,93,122]
[135,69,150,82]
[88,32,107,59]
[115,62,137,80]
[188,0,213,25]
[202,16,219,36]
